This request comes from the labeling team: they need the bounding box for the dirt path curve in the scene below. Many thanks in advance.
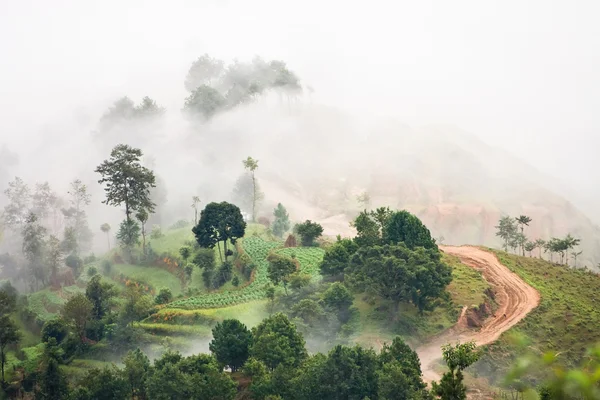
[416,246,540,383]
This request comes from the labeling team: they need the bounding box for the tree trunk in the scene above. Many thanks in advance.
[141,223,146,254]
[223,240,228,262]
[217,242,223,263]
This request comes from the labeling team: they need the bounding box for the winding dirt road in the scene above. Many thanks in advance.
[416,246,540,383]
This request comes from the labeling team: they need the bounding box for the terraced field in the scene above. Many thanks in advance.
[168,237,279,309]
[275,247,325,282]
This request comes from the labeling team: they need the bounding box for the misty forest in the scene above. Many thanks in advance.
[2,2,600,400]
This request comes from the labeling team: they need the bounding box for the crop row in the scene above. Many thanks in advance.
[168,236,279,309]
[275,247,325,282]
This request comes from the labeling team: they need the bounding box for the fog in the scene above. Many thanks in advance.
[1,0,600,254]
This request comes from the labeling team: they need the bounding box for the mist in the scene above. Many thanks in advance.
[1,0,600,261]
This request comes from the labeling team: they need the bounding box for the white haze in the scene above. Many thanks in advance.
[1,0,600,242]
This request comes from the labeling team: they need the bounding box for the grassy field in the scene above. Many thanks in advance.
[150,227,194,255]
[113,263,183,296]
[476,250,600,383]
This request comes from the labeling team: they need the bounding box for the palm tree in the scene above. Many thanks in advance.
[534,239,546,259]
[515,215,532,255]
[191,196,201,225]
[100,223,111,251]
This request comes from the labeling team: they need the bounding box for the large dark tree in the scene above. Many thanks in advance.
[209,319,253,372]
[294,220,323,246]
[85,275,116,320]
[382,210,437,250]
[266,253,297,295]
[348,244,452,314]
[0,290,19,383]
[319,238,358,277]
[95,144,156,223]
[250,313,307,370]
[192,202,246,262]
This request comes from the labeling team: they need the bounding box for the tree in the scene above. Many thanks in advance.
[295,220,323,246]
[3,176,31,228]
[78,366,129,400]
[46,235,63,282]
[41,318,68,344]
[136,209,149,254]
[123,348,150,400]
[514,215,532,256]
[379,337,424,387]
[267,253,297,295]
[356,191,371,210]
[212,261,234,288]
[22,212,48,290]
[322,282,354,322]
[242,157,260,222]
[116,219,141,249]
[62,293,93,342]
[266,285,276,315]
[0,291,19,383]
[209,319,253,372]
[272,203,291,238]
[495,216,518,252]
[86,275,115,320]
[524,241,536,257]
[571,250,583,268]
[185,54,225,91]
[100,223,111,250]
[250,313,307,370]
[183,85,226,119]
[352,210,381,247]
[63,179,93,251]
[510,232,527,256]
[155,288,173,305]
[32,182,57,220]
[192,202,246,262]
[433,342,481,400]
[65,253,83,278]
[179,246,191,263]
[319,238,358,277]
[382,210,436,250]
[535,238,546,259]
[191,196,201,225]
[37,356,69,400]
[95,144,156,223]
[348,244,452,314]
[192,248,216,288]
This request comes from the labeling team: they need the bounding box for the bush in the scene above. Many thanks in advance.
[41,318,69,344]
[212,262,233,288]
[232,276,240,287]
[150,225,164,239]
[101,260,113,276]
[184,264,194,281]
[65,254,83,278]
[294,220,324,246]
[169,219,190,230]
[87,266,98,277]
[193,249,216,270]
[155,288,173,305]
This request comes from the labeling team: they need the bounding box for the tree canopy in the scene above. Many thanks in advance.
[209,319,253,372]
[192,202,246,261]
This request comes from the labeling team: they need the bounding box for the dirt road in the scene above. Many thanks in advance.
[416,246,540,383]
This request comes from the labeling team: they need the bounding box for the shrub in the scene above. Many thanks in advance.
[294,220,324,246]
[232,276,240,287]
[184,264,194,281]
[212,262,233,288]
[65,254,83,278]
[87,266,98,277]
[155,288,173,305]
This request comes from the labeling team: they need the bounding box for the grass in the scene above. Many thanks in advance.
[113,263,183,296]
[27,288,68,321]
[444,253,491,308]
[149,227,194,255]
[477,250,600,383]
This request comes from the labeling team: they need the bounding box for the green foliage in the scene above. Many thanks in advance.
[272,203,291,238]
[62,292,93,341]
[77,366,129,400]
[65,254,83,278]
[95,144,156,220]
[383,210,437,250]
[267,253,296,294]
[86,266,98,277]
[349,244,452,313]
[319,238,358,277]
[183,84,226,119]
[352,207,391,247]
[0,291,19,382]
[232,276,240,287]
[155,288,173,305]
[496,216,518,252]
[101,259,113,276]
[37,357,69,399]
[179,246,191,262]
[85,275,115,320]
[41,318,68,344]
[294,220,324,246]
[433,342,480,400]
[192,202,246,261]
[250,313,307,370]
[123,348,150,400]
[322,282,353,314]
[213,261,234,288]
[150,225,163,239]
[209,319,253,371]
[116,219,141,249]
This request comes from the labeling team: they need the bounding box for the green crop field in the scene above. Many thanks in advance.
[275,247,325,281]
[113,263,183,296]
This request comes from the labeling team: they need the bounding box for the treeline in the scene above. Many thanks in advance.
[495,215,582,266]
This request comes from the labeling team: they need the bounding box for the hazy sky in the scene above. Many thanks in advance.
[0,0,598,207]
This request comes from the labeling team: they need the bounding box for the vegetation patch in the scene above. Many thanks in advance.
[275,247,325,282]
[477,250,600,383]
